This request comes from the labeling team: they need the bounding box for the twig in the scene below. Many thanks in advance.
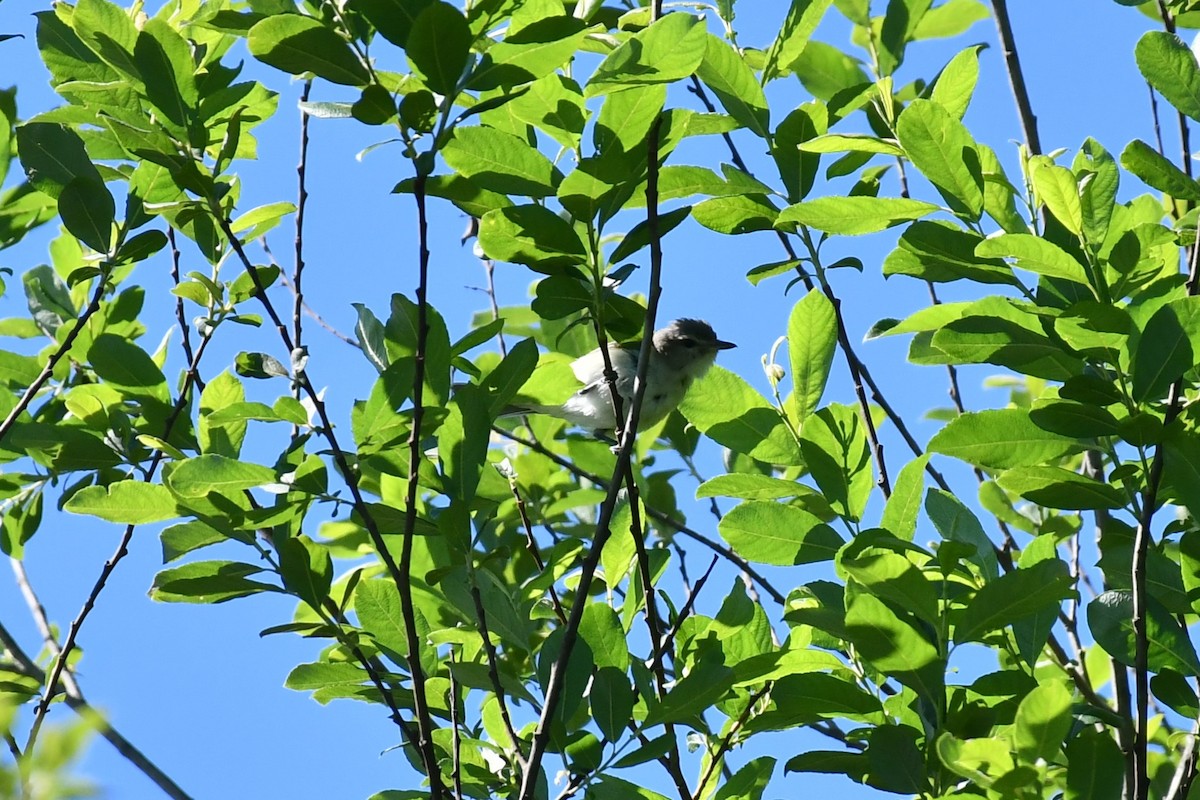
[214,206,444,790]
[691,684,771,800]
[1154,1,1194,178]
[495,427,786,605]
[0,617,194,799]
[294,80,312,353]
[660,554,719,654]
[1131,232,1200,799]
[0,276,106,446]
[990,0,1041,155]
[468,579,527,768]
[25,329,212,757]
[167,228,197,380]
[262,240,360,348]
[398,174,446,794]
[509,479,567,623]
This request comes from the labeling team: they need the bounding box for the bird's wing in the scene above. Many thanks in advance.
[570,343,638,396]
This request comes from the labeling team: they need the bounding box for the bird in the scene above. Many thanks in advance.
[506,318,735,433]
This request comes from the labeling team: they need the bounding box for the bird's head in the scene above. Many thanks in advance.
[653,318,736,377]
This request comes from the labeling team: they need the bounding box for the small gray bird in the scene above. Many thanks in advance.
[508,319,735,432]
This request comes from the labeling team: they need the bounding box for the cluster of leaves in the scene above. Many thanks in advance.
[4,0,1200,799]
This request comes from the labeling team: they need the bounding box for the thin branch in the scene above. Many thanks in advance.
[691,684,771,800]
[214,205,444,789]
[26,329,213,757]
[1131,234,1200,800]
[468,578,527,769]
[167,227,197,381]
[262,239,360,347]
[1154,0,1194,178]
[399,174,446,794]
[508,478,567,623]
[0,618,194,800]
[293,80,312,353]
[495,427,786,605]
[990,0,1042,155]
[0,276,106,446]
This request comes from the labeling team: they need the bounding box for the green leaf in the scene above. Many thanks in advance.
[591,666,635,742]
[1132,296,1200,402]
[953,559,1075,643]
[974,233,1090,285]
[65,481,179,524]
[879,0,932,76]
[135,19,198,135]
[1075,138,1120,246]
[748,672,881,731]
[356,0,432,48]
[930,47,981,121]
[844,587,943,703]
[930,299,1086,381]
[439,384,490,503]
[168,454,276,497]
[866,725,927,794]
[477,204,586,271]
[595,83,666,155]
[353,303,389,373]
[586,12,707,96]
[883,221,1020,287]
[697,473,825,502]
[644,648,735,726]
[789,40,869,101]
[508,74,586,150]
[680,365,803,465]
[696,34,769,139]
[407,1,472,95]
[468,15,588,91]
[1165,432,1200,523]
[776,196,939,235]
[1120,139,1200,201]
[1065,727,1123,800]
[1030,160,1082,235]
[912,0,987,39]
[692,195,779,235]
[798,403,872,522]
[394,173,513,218]
[278,534,332,609]
[579,602,629,671]
[1028,400,1120,438]
[926,488,997,580]
[787,288,836,426]
[713,757,775,800]
[763,0,835,83]
[1088,589,1200,676]
[1135,31,1200,122]
[443,126,562,197]
[718,501,843,566]
[896,99,982,219]
[151,560,280,604]
[798,134,903,156]
[840,547,939,627]
[72,0,139,78]
[928,408,1079,469]
[248,15,369,87]
[88,334,169,401]
[880,454,927,540]
[784,750,868,780]
[609,205,691,263]
[58,177,114,254]
[997,466,1126,510]
[16,122,104,199]
[354,577,410,660]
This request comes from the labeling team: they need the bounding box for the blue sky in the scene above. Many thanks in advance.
[0,1,1187,798]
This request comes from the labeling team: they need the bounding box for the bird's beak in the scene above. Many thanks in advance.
[715,340,736,350]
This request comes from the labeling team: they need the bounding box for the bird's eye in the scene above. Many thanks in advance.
[682,338,697,348]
